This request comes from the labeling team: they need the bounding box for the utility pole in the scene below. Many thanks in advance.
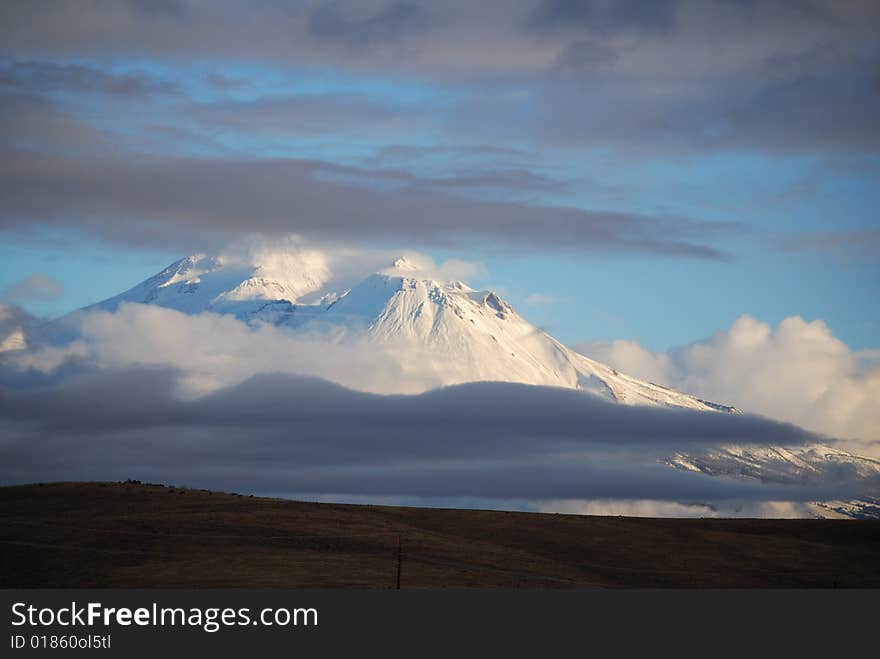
[396,536,402,590]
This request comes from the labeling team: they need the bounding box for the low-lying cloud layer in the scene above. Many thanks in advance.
[1,367,860,508]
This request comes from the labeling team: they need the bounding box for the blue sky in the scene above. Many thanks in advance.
[1,0,878,353]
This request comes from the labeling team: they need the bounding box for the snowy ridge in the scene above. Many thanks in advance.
[0,327,26,352]
[87,252,329,317]
[665,445,880,519]
[666,444,880,485]
[0,305,31,353]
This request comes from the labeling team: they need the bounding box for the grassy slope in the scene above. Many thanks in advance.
[2,482,879,588]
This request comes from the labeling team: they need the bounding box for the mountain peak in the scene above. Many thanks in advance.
[86,248,330,315]
[390,256,420,271]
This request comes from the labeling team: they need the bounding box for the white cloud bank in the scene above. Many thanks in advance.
[577,316,880,454]
[14,303,446,397]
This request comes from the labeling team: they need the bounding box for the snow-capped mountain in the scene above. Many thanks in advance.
[82,252,736,412]
[48,251,880,518]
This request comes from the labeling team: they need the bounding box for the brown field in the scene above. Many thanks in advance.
[1,482,879,588]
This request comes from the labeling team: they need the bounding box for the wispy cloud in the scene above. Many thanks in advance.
[0,149,734,258]
[781,229,880,260]
[1,274,63,303]
[0,60,179,97]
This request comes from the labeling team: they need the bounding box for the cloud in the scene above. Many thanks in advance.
[550,39,620,75]
[1,1,878,157]
[525,67,880,155]
[0,60,178,97]
[378,252,486,281]
[0,92,105,150]
[307,1,430,48]
[576,315,880,451]
[1,367,857,508]
[1,3,875,264]
[1,274,63,302]
[782,228,880,260]
[184,92,415,140]
[576,337,675,386]
[16,302,446,396]
[526,0,680,36]
[211,239,486,297]
[0,365,819,448]
[0,149,732,257]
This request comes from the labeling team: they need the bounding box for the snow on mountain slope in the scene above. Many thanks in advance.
[0,305,33,353]
[665,445,880,519]
[87,251,330,317]
[0,327,27,352]
[314,272,730,410]
[666,444,880,485]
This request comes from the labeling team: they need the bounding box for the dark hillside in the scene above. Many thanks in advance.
[2,482,878,588]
